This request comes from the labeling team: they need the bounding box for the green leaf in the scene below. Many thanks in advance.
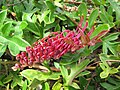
[0,43,7,57]
[107,6,113,16]
[88,9,98,29]
[22,13,32,22]
[29,79,42,89]
[102,41,120,55]
[13,4,24,20]
[66,59,90,85]
[100,5,106,13]
[0,36,8,56]
[22,80,27,90]
[2,22,12,36]
[56,15,66,21]
[49,12,55,23]
[52,81,62,90]
[9,36,30,51]
[102,32,120,41]
[32,14,37,22]
[60,52,81,65]
[23,29,37,44]
[21,69,60,81]
[0,23,4,30]
[20,21,28,29]
[109,68,118,74]
[34,1,47,13]
[80,47,91,56]
[90,24,110,39]
[36,22,44,38]
[42,82,50,90]
[70,82,80,89]
[11,80,17,89]
[3,74,13,84]
[77,3,87,20]
[67,86,77,90]
[46,1,56,11]
[44,15,50,24]
[90,43,102,52]
[6,83,10,90]
[23,0,39,13]
[100,63,106,70]
[99,54,120,63]
[100,13,107,23]
[54,24,60,32]
[11,71,24,87]
[54,1,62,7]
[54,62,60,69]
[102,33,120,55]
[99,6,114,27]
[0,10,7,23]
[92,0,101,5]
[77,70,91,77]
[102,42,108,54]
[100,82,117,90]
[100,69,109,78]
[44,11,55,24]
[108,42,119,55]
[60,65,68,82]
[26,22,43,37]
[8,41,20,56]
[108,0,120,21]
[108,77,120,87]
[0,81,4,86]
[13,25,23,37]
[79,77,87,86]
[0,36,9,44]
[70,59,90,76]
[99,54,109,68]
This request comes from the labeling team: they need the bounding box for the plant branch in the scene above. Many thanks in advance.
[84,73,96,90]
[106,60,120,62]
[32,63,49,72]
[114,75,120,79]
[0,61,17,65]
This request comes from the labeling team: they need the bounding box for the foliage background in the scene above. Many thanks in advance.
[0,0,120,90]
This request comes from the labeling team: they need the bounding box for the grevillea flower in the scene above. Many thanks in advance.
[12,17,109,70]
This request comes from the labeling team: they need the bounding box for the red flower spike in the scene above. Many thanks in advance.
[13,16,109,70]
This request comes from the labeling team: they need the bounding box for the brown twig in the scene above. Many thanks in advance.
[50,67,61,72]
[114,75,120,79]
[84,73,96,90]
[86,66,96,70]
[32,63,49,72]
[88,61,100,67]
[0,61,17,65]
[106,60,120,62]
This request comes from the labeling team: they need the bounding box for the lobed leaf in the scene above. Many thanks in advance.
[90,24,110,39]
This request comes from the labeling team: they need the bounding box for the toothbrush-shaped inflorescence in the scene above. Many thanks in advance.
[13,17,109,70]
